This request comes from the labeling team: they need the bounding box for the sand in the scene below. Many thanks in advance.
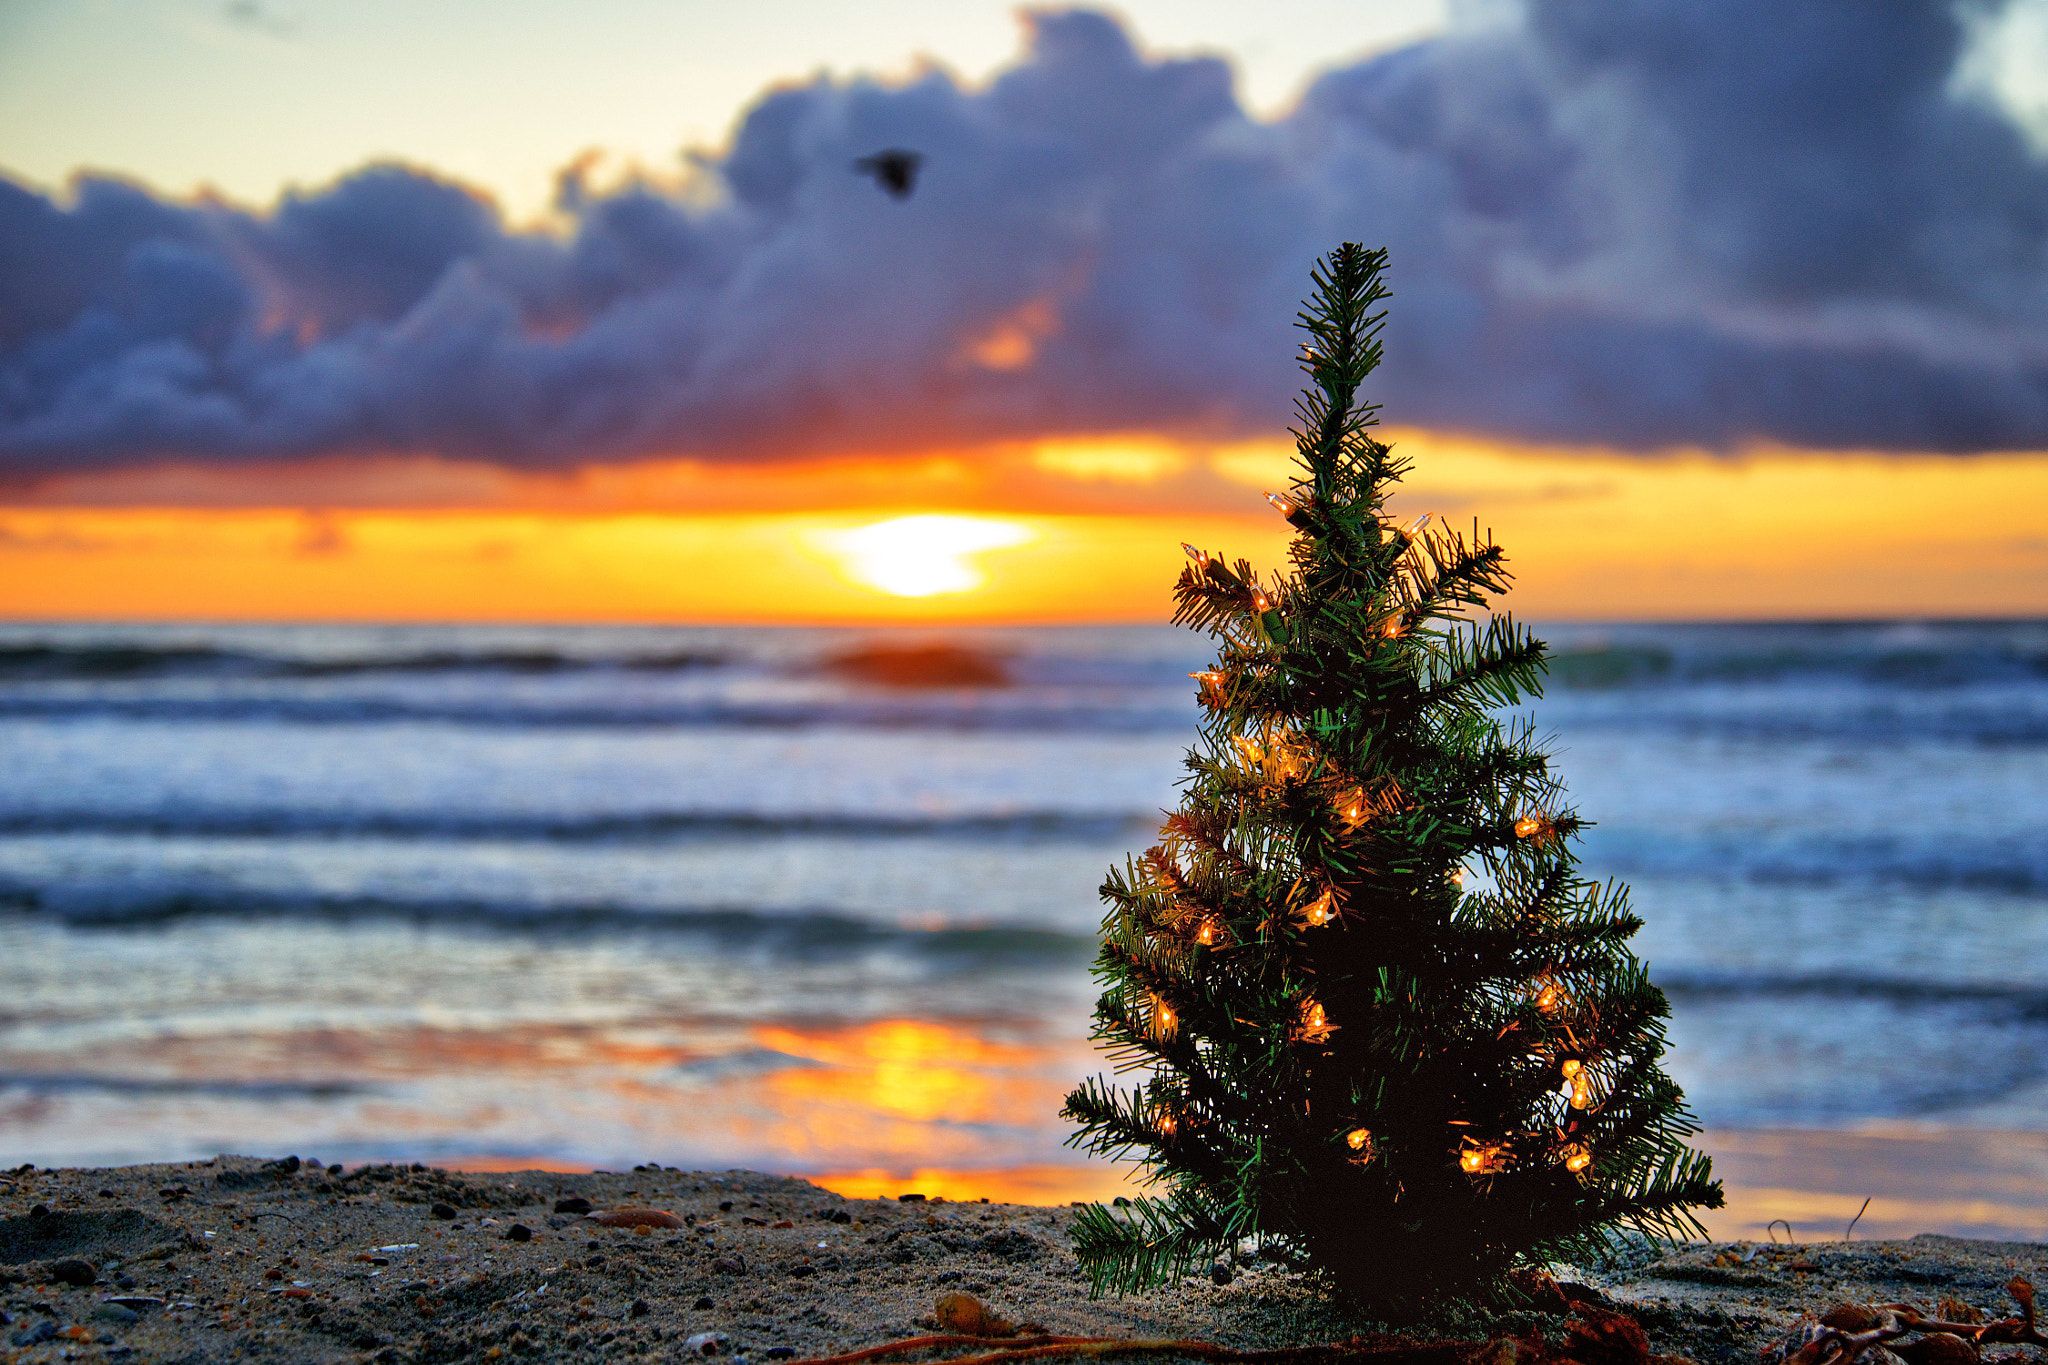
[1,1156,2041,1364]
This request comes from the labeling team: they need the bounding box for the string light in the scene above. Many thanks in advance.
[1336,788,1369,828]
[1380,616,1405,640]
[1195,919,1218,947]
[1231,733,1265,767]
[1190,670,1226,705]
[1298,888,1337,928]
[1560,1059,1582,1079]
[1561,1143,1592,1173]
[1266,738,1307,782]
[1296,997,1336,1043]
[1181,543,1211,568]
[1345,1128,1375,1161]
[1448,867,1468,887]
[1459,1143,1504,1175]
[1152,994,1178,1039]
[1264,491,1299,518]
[1533,975,1567,1016]
[1569,1072,1593,1110]
[1514,814,1545,839]
[1156,1109,1179,1137]
[1251,587,1272,613]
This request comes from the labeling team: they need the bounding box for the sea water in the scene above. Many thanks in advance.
[0,620,2043,1236]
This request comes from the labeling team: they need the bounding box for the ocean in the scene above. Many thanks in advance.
[2,619,2044,1240]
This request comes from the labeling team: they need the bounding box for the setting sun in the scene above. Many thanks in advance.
[816,513,1035,597]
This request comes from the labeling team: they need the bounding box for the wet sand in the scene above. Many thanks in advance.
[1,1157,2041,1363]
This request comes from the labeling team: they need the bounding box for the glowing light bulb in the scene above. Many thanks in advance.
[1402,514,1431,540]
[1300,889,1336,927]
[1157,1110,1178,1136]
[1346,1127,1373,1151]
[1196,920,1217,947]
[1514,815,1544,839]
[1264,491,1297,517]
[1152,995,1177,1038]
[1232,733,1265,766]
[1560,1059,1582,1079]
[1570,1073,1592,1109]
[1251,588,1272,613]
[1182,543,1210,567]
[1191,670,1226,704]
[1459,1149,1485,1173]
[1448,867,1468,887]
[1562,1144,1592,1173]
[1534,980,1565,1016]
[1296,997,1336,1042]
[1337,788,1369,828]
[1381,617,1404,639]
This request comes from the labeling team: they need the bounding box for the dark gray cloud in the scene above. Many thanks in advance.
[4,1,2047,478]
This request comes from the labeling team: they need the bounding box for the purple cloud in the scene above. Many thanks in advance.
[3,1,2047,478]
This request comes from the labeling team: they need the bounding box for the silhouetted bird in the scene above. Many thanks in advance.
[854,150,923,199]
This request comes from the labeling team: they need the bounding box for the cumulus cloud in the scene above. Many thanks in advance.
[4,0,2047,478]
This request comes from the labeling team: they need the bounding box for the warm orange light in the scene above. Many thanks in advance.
[1459,1143,1504,1175]
[1345,1127,1373,1152]
[1195,919,1218,947]
[1560,1058,1582,1079]
[1562,1143,1593,1173]
[1534,977,1567,1016]
[1299,888,1337,928]
[1152,995,1178,1038]
[1251,587,1272,612]
[1181,542,1211,567]
[1337,788,1369,827]
[1296,997,1336,1043]
[1231,733,1265,767]
[1514,814,1545,839]
[1570,1073,1593,1109]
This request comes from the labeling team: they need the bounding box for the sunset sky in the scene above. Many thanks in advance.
[4,0,2047,622]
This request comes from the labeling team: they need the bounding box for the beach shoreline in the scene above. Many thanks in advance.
[3,1156,2042,1364]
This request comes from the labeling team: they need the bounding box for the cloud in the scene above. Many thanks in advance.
[3,1,2047,479]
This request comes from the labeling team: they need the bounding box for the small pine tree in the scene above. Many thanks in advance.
[1062,244,1721,1309]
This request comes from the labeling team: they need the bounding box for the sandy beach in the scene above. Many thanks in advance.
[3,1156,2041,1364]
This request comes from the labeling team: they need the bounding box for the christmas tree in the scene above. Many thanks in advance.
[1062,243,1721,1309]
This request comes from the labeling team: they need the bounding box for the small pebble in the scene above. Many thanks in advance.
[505,1224,534,1242]
[684,1330,727,1356]
[1210,1260,1233,1286]
[553,1197,594,1215]
[430,1202,457,1220]
[49,1258,98,1287]
[765,1349,796,1359]
[693,1296,714,1310]
[824,1209,853,1225]
[897,1193,926,1203]
[629,1299,650,1318]
[12,1320,59,1347]
[95,1303,140,1326]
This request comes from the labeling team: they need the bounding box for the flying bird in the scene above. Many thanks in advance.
[854,149,923,199]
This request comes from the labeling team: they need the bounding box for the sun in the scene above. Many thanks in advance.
[818,514,1035,597]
